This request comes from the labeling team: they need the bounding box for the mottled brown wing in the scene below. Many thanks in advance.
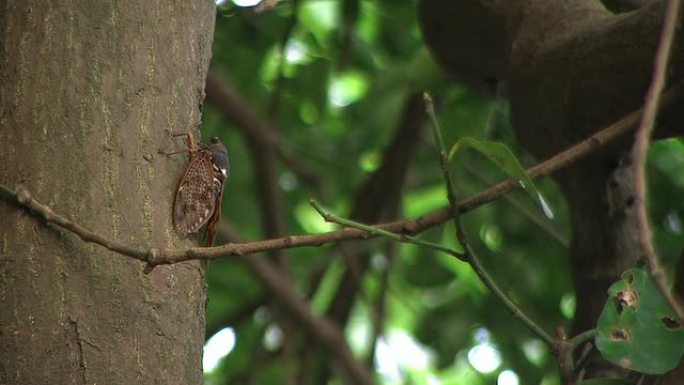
[204,186,223,246]
[173,150,218,237]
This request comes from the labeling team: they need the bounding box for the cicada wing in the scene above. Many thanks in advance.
[204,187,223,247]
[172,151,219,237]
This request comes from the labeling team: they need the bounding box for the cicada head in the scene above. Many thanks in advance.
[208,137,229,181]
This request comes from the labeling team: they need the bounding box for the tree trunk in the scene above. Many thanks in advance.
[0,1,215,384]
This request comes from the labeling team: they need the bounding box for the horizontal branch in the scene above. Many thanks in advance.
[0,83,681,271]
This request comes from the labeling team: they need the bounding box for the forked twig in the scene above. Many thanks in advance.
[424,93,555,346]
[632,0,684,323]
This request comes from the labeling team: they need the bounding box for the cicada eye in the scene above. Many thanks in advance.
[210,137,220,144]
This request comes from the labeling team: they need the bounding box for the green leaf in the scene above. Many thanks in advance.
[448,137,553,219]
[595,268,684,374]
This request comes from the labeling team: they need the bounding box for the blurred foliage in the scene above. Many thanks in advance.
[200,1,684,384]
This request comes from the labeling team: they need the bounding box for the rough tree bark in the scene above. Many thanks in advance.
[419,0,684,379]
[0,1,215,384]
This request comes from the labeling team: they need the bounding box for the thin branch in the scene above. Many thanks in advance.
[1,85,682,270]
[632,0,684,323]
[572,342,594,382]
[555,328,576,384]
[310,200,465,260]
[569,329,597,347]
[424,93,555,346]
[555,328,597,384]
[0,185,158,266]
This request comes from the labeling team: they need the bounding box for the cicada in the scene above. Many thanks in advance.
[171,132,229,246]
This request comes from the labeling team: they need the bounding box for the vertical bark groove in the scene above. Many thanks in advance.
[0,1,216,384]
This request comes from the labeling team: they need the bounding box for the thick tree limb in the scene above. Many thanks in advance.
[419,0,684,158]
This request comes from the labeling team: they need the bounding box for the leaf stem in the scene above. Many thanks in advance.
[424,92,555,346]
[310,200,465,261]
[569,329,597,347]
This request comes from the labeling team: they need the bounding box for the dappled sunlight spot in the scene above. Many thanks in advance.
[498,369,520,385]
[474,327,490,342]
[560,292,576,319]
[346,306,372,355]
[278,171,297,191]
[359,151,381,172]
[203,327,236,373]
[666,210,682,233]
[370,252,388,271]
[403,184,448,218]
[467,328,501,374]
[285,39,308,64]
[300,0,337,34]
[328,72,369,107]
[231,0,262,6]
[263,324,283,351]
[467,342,501,373]
[294,200,336,233]
[522,339,548,366]
[479,224,503,252]
[375,331,434,383]
[376,338,401,383]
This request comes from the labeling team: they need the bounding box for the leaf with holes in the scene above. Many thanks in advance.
[448,137,553,219]
[595,268,684,374]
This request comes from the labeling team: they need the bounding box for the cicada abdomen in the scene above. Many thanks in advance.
[172,134,229,246]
